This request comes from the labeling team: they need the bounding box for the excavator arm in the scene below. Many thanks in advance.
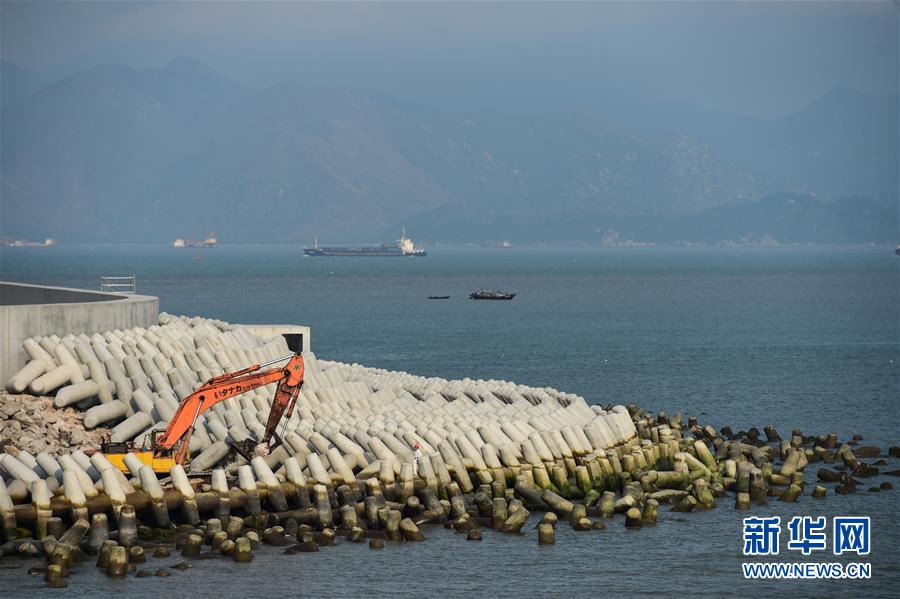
[154,352,305,465]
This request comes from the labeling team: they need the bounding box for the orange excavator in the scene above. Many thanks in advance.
[102,352,305,474]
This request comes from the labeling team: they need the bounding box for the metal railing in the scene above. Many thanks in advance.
[100,275,136,294]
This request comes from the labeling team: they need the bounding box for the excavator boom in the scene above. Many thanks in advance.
[151,352,305,466]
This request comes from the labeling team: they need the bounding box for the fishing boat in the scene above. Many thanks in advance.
[469,290,515,300]
[428,295,450,300]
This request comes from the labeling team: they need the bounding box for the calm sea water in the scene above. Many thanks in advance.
[1,244,898,597]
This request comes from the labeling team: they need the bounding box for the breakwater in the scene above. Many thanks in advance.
[1,314,897,587]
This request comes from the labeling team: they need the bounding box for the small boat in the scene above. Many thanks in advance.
[428,295,450,300]
[469,290,515,300]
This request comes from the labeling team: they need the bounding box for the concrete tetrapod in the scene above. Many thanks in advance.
[0,354,892,592]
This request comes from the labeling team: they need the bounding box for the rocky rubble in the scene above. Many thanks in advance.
[0,392,109,455]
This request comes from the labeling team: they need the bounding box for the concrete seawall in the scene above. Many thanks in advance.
[0,282,159,384]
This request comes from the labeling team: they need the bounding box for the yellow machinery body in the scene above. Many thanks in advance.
[101,441,184,475]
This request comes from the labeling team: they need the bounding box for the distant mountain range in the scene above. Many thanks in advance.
[1,58,896,244]
[1,61,47,110]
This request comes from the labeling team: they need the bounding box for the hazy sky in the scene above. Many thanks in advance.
[2,1,897,118]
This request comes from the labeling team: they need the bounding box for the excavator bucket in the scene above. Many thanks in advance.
[228,432,283,463]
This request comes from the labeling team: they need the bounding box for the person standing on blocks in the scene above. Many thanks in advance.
[413,442,423,476]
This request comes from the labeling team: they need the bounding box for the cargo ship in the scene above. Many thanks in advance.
[172,232,217,248]
[1,237,56,247]
[303,229,427,257]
